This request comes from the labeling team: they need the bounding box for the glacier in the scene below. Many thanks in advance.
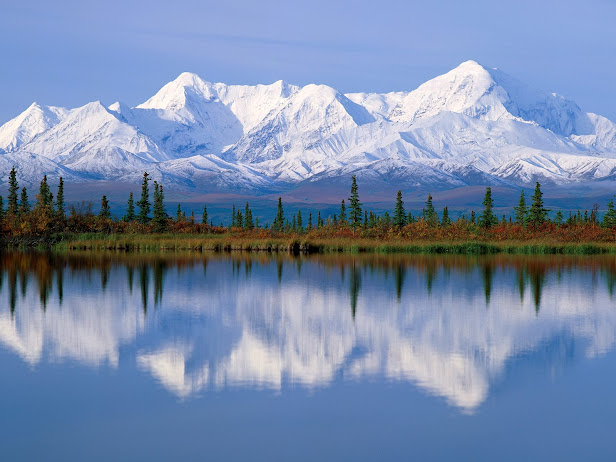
[1,60,616,194]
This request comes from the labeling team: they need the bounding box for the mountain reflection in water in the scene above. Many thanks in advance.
[1,252,615,412]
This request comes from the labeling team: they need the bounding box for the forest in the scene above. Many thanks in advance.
[3,167,616,253]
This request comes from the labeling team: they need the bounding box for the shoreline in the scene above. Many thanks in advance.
[17,233,616,255]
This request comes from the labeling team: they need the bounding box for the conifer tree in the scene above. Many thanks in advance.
[393,190,406,228]
[38,175,53,208]
[369,211,377,228]
[19,187,30,215]
[99,195,111,219]
[244,202,254,230]
[591,203,599,224]
[441,207,450,226]
[603,198,616,228]
[528,182,548,227]
[348,175,362,230]
[307,212,312,231]
[125,192,135,222]
[296,209,303,232]
[514,190,528,226]
[273,198,284,231]
[202,204,208,225]
[56,177,65,220]
[424,194,438,226]
[478,187,497,228]
[152,182,167,231]
[339,200,347,226]
[555,210,564,226]
[176,203,184,221]
[136,172,151,224]
[231,205,236,228]
[364,210,368,228]
[317,211,323,229]
[382,211,392,228]
[471,210,476,225]
[7,166,19,216]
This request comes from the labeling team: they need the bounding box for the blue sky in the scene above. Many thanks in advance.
[1,0,615,123]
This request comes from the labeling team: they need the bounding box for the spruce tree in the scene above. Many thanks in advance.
[7,166,19,216]
[56,177,65,219]
[364,210,368,228]
[152,182,166,231]
[19,187,30,215]
[307,212,312,231]
[393,190,406,228]
[528,182,548,227]
[339,200,347,226]
[202,204,208,225]
[441,207,450,226]
[478,187,498,228]
[603,198,616,228]
[38,175,52,208]
[514,190,528,226]
[176,203,184,221]
[125,192,135,221]
[296,209,303,232]
[424,194,438,226]
[317,211,323,229]
[382,211,392,228]
[99,195,111,219]
[273,198,284,231]
[244,202,254,230]
[348,175,362,230]
[555,210,564,226]
[231,205,236,228]
[136,172,151,224]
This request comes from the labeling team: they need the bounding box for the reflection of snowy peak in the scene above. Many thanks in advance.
[1,256,615,411]
[2,61,616,191]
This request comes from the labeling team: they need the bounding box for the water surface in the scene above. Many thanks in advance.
[1,252,615,461]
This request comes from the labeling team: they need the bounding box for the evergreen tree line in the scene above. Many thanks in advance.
[3,168,616,238]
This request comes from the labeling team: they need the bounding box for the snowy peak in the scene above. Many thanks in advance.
[389,60,511,123]
[3,62,616,191]
[0,102,68,152]
[388,60,596,140]
[138,72,217,111]
[20,101,168,166]
[227,83,375,164]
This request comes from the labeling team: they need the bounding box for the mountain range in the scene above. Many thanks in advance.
[2,60,616,197]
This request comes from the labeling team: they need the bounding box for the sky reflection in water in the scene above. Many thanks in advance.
[1,252,615,415]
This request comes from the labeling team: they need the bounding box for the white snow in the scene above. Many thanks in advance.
[2,61,616,189]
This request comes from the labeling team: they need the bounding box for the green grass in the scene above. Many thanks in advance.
[43,233,616,255]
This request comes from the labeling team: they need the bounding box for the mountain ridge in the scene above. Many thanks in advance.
[2,61,616,194]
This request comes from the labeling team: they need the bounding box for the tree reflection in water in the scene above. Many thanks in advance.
[2,251,616,412]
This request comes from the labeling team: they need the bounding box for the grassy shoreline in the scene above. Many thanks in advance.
[36,233,616,255]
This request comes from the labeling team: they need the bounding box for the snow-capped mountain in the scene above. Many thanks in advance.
[2,61,616,193]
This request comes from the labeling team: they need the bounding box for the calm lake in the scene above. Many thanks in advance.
[1,252,615,461]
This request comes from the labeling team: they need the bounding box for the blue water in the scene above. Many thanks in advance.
[0,253,615,461]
